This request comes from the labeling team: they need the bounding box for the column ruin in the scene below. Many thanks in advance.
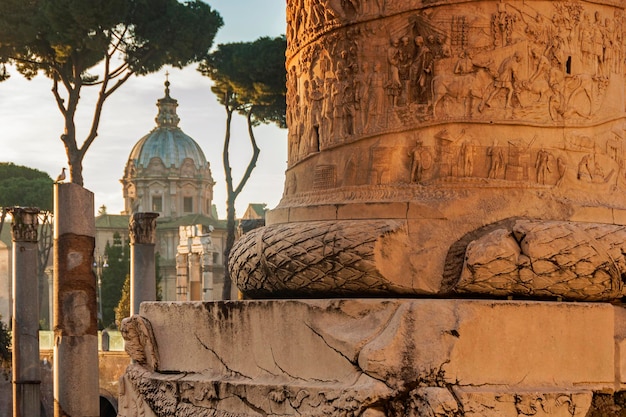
[53,183,98,417]
[10,207,40,417]
[129,212,159,315]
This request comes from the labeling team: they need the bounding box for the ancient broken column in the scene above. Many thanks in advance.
[129,212,159,315]
[53,183,98,417]
[10,207,40,417]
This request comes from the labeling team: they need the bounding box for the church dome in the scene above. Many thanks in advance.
[127,80,207,170]
[121,78,215,218]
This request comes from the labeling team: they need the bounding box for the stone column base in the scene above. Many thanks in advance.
[118,299,626,416]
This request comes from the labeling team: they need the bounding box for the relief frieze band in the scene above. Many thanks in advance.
[286,0,626,176]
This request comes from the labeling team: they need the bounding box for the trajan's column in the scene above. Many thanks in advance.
[231,0,626,302]
[120,2,626,416]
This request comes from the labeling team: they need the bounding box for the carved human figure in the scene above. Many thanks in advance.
[459,139,475,177]
[454,50,476,75]
[613,12,623,73]
[309,77,325,152]
[535,149,552,185]
[355,62,371,134]
[398,36,413,103]
[386,38,402,106]
[408,140,431,183]
[603,17,615,75]
[577,154,594,181]
[337,67,356,138]
[308,0,326,28]
[556,156,566,186]
[487,141,505,179]
[410,36,434,105]
[529,48,550,84]
[321,0,348,21]
[480,52,523,111]
[580,13,594,68]
[592,12,605,76]
[365,62,386,132]
[322,75,335,142]
[521,48,552,104]
[547,66,566,120]
[433,35,451,60]
[525,13,550,47]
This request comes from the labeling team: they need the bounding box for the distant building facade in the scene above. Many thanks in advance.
[96,80,233,302]
[0,80,265,326]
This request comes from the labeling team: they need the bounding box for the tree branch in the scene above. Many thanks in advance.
[80,53,133,159]
[51,75,67,117]
[232,108,261,198]
[223,91,235,198]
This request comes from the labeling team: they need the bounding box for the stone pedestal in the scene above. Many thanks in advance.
[118,299,625,416]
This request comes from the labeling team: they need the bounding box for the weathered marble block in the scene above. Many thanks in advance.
[118,299,625,416]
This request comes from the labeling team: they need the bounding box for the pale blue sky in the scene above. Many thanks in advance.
[0,1,287,218]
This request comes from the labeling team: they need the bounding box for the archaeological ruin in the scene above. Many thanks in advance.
[119,1,626,415]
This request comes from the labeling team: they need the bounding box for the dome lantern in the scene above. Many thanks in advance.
[155,76,180,128]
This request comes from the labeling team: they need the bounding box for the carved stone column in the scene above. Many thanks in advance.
[10,207,40,417]
[53,183,98,417]
[231,0,626,302]
[129,212,159,315]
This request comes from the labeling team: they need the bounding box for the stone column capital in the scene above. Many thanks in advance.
[8,207,40,242]
[129,212,160,245]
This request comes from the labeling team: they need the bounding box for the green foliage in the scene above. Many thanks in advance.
[114,274,131,327]
[99,232,129,328]
[110,249,160,326]
[0,0,223,78]
[198,35,287,128]
[0,0,223,185]
[198,35,286,298]
[0,315,10,380]
[0,162,53,210]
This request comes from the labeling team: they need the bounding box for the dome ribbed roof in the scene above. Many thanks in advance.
[128,80,207,169]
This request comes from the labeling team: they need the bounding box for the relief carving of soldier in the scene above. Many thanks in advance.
[479,52,523,112]
[409,139,432,183]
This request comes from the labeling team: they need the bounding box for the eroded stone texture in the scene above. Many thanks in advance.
[230,0,626,299]
[455,220,626,300]
[231,217,626,301]
[118,300,622,416]
[586,391,626,417]
[231,220,409,297]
